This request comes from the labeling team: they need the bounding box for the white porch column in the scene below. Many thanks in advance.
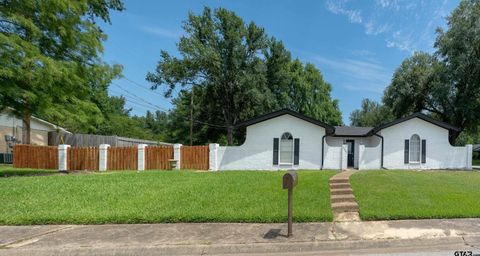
[209,143,219,171]
[341,143,348,170]
[99,144,110,172]
[137,144,148,171]
[58,144,70,171]
[358,144,365,170]
[173,144,182,170]
[466,144,473,170]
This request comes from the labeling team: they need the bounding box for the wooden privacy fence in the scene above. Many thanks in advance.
[68,147,99,171]
[145,146,173,170]
[13,144,58,169]
[181,146,209,170]
[107,146,138,170]
[12,144,211,171]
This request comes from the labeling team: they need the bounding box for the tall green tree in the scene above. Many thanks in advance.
[434,0,480,141]
[147,7,341,145]
[349,99,393,127]
[147,7,270,145]
[383,52,444,118]
[0,0,124,143]
[382,0,480,143]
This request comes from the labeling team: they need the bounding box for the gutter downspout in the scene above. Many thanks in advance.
[373,133,385,169]
[321,135,326,169]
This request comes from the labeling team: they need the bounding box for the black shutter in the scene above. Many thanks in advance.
[421,139,426,163]
[294,138,300,165]
[404,139,409,164]
[273,138,279,165]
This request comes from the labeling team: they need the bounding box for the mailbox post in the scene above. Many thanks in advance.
[282,171,297,237]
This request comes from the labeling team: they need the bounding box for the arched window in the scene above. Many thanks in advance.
[280,132,294,164]
[410,134,421,163]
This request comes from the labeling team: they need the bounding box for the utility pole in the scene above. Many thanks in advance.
[189,85,194,146]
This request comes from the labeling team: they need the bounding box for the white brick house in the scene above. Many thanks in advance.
[212,109,472,171]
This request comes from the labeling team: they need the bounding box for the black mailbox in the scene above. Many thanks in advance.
[283,171,297,189]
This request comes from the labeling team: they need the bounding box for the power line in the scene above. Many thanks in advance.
[109,84,228,128]
[120,76,182,103]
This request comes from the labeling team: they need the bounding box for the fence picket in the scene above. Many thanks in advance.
[180,146,209,170]
[12,145,58,169]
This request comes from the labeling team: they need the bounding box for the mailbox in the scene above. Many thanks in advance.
[282,170,297,237]
[283,171,297,189]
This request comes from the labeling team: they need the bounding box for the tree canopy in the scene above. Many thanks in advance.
[350,0,480,144]
[147,7,341,145]
[349,99,393,127]
[0,0,124,143]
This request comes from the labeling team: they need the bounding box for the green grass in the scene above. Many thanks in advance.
[0,170,336,225]
[350,170,480,220]
[473,159,480,165]
[0,165,58,177]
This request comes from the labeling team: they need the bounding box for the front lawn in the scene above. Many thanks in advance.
[350,170,480,220]
[0,165,58,177]
[0,170,336,225]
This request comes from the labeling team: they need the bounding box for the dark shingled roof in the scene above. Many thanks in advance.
[333,126,373,137]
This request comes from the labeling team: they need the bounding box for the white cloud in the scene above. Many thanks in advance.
[325,0,452,53]
[375,0,400,10]
[312,54,391,93]
[326,1,362,24]
[140,26,182,39]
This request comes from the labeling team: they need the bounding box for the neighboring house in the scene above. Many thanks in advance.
[0,109,68,153]
[214,109,472,170]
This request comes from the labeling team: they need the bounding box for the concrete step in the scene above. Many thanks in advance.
[330,188,353,195]
[329,178,349,184]
[332,202,359,213]
[329,183,351,189]
[331,194,356,203]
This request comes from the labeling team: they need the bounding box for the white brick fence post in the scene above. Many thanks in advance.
[358,144,365,170]
[466,144,473,170]
[137,144,148,171]
[341,143,348,170]
[209,143,219,171]
[173,144,182,170]
[99,144,110,171]
[58,144,70,171]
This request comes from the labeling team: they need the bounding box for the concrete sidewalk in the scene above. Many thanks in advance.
[0,219,479,255]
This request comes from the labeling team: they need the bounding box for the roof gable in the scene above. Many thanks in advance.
[235,109,335,134]
[370,112,460,135]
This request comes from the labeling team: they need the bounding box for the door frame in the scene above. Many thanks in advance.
[346,139,355,168]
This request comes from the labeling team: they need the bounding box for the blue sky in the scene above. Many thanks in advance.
[100,0,459,125]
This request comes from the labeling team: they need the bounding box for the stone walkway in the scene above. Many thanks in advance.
[329,170,360,222]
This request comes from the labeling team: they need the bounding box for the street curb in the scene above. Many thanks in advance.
[1,235,478,255]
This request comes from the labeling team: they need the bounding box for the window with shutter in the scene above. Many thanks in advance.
[294,138,300,165]
[409,134,421,163]
[421,139,426,163]
[273,138,279,165]
[280,132,293,164]
[404,139,409,164]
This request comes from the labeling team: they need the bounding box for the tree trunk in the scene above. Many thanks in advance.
[449,128,462,145]
[22,112,31,144]
[227,125,234,146]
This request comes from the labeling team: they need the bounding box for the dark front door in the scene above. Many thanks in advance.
[346,140,354,168]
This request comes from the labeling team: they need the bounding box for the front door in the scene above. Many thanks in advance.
[346,140,355,168]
